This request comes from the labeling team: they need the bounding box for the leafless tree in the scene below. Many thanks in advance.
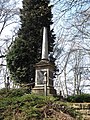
[0,0,20,35]
[52,0,90,96]
[0,0,21,89]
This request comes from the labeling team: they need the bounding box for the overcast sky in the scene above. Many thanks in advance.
[0,0,23,88]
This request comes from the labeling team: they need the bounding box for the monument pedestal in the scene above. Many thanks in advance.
[32,60,56,96]
[32,27,56,96]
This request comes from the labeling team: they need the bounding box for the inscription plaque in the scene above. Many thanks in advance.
[37,70,46,85]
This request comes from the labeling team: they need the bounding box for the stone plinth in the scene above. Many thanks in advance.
[32,60,56,96]
[32,86,56,95]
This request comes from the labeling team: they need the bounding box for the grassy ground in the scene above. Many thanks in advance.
[0,88,82,120]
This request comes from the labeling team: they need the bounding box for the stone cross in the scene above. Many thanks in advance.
[41,27,48,60]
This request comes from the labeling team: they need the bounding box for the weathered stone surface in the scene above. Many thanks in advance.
[42,27,48,60]
[71,103,90,120]
[32,27,56,96]
[32,86,56,96]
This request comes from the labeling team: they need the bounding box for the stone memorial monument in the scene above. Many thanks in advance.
[32,27,56,96]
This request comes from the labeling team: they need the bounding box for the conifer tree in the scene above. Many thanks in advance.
[6,0,55,84]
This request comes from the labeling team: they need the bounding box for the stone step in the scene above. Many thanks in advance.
[70,103,90,120]
[82,115,90,120]
[76,109,90,115]
[72,103,90,109]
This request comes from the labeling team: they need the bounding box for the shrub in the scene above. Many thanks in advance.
[0,88,7,97]
[0,88,30,98]
[0,93,57,120]
[7,88,30,97]
[67,94,90,102]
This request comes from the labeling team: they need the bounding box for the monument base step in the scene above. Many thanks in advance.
[32,86,56,96]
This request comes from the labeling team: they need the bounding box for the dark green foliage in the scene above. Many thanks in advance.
[0,89,56,120]
[0,88,30,98]
[0,88,81,120]
[7,38,35,83]
[0,88,7,96]
[67,94,90,103]
[6,0,55,84]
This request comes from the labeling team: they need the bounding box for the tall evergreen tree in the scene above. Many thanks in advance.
[6,0,55,84]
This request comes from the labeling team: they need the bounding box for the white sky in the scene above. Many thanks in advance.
[0,0,23,88]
